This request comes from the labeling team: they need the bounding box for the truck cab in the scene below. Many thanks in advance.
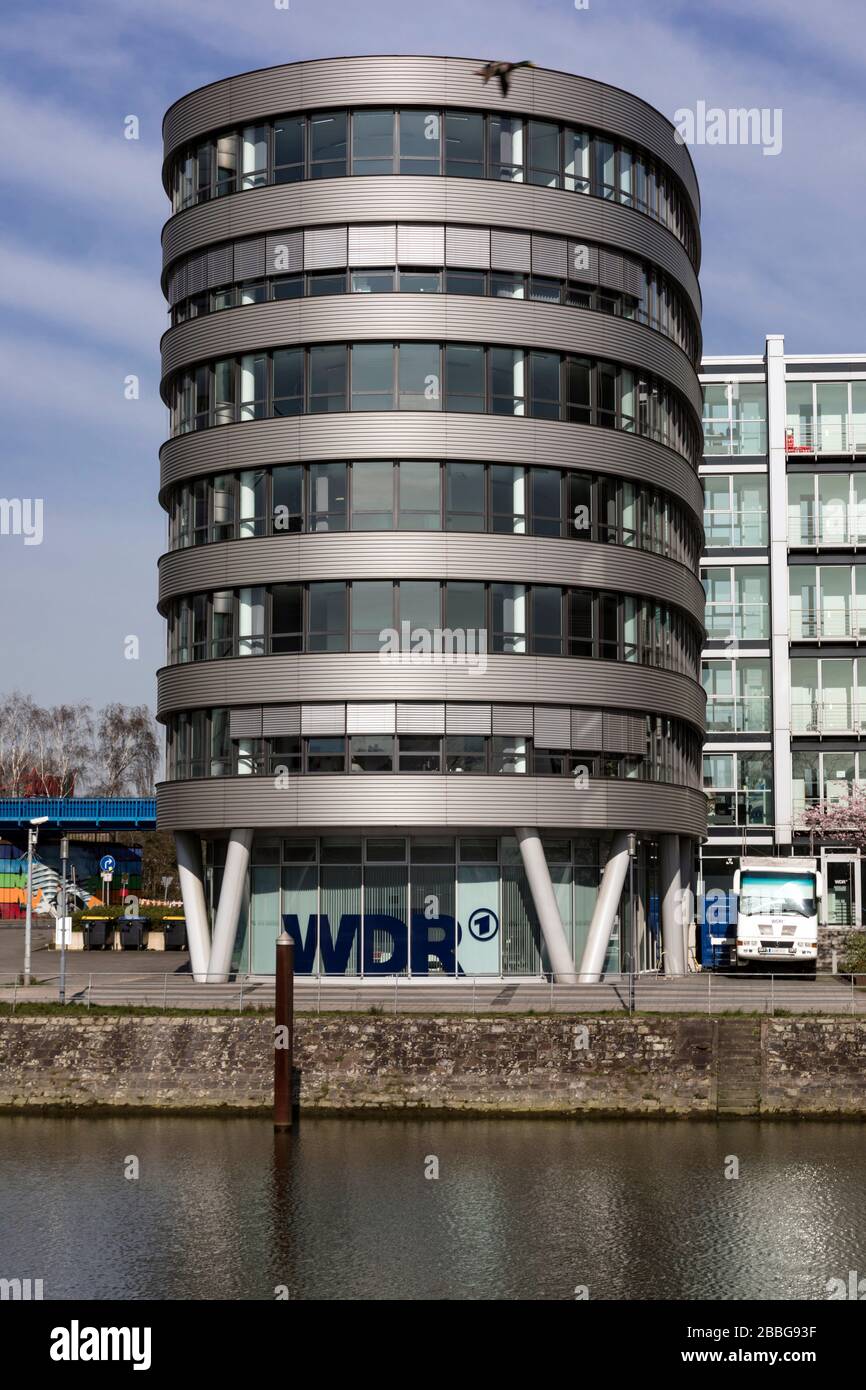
[732,856,821,970]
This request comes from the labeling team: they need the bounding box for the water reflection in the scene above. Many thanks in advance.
[0,1116,863,1300]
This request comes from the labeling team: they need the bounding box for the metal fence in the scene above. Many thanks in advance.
[1,970,864,1016]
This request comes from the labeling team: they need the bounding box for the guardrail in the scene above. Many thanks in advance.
[703,511,768,548]
[788,519,866,547]
[703,604,770,642]
[791,609,866,641]
[0,798,157,827]
[786,422,866,455]
[790,703,866,735]
[1,971,863,1015]
[704,696,770,735]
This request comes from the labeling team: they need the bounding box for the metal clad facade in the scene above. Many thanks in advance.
[159,413,704,523]
[162,57,700,217]
[160,296,701,415]
[157,57,706,883]
[162,181,701,315]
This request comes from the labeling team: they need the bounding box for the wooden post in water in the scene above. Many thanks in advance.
[274,931,294,1131]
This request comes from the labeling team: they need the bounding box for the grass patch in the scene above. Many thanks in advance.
[0,1002,273,1018]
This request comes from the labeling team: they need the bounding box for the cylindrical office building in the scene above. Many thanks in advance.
[157,56,706,982]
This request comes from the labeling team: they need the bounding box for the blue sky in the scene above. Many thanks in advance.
[1,0,863,710]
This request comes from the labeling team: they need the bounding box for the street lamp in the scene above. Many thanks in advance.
[23,816,49,988]
[59,835,69,1006]
[627,833,638,1014]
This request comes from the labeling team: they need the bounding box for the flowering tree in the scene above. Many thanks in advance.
[799,787,866,852]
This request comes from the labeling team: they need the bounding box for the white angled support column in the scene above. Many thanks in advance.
[208,828,254,984]
[578,830,631,983]
[679,837,694,927]
[515,827,577,983]
[680,837,696,971]
[174,831,211,984]
[661,833,685,976]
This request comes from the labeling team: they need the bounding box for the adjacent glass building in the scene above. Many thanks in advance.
[157,57,706,981]
[701,337,866,943]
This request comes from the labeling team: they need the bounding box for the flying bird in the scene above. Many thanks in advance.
[474,60,535,98]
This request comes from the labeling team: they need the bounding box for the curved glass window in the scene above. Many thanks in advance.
[166,460,701,568]
[165,580,701,679]
[167,461,701,566]
[166,706,702,790]
[169,246,699,362]
[168,106,699,265]
[167,341,700,465]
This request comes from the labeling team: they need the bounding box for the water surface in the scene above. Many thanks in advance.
[0,1116,863,1299]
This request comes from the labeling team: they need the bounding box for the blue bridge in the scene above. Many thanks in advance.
[0,799,157,830]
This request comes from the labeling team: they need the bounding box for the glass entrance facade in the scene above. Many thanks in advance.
[210,833,658,976]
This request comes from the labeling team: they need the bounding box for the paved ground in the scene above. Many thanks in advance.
[0,926,862,1014]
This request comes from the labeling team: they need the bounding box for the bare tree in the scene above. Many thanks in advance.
[0,691,40,794]
[93,704,159,796]
[33,702,94,797]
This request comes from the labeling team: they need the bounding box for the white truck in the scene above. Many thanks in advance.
[732,856,821,970]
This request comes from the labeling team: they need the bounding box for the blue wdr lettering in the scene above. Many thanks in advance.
[281,912,459,974]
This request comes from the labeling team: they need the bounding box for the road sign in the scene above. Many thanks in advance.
[101,870,114,883]
[99,855,116,873]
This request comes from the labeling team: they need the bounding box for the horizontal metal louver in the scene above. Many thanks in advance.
[265,231,303,275]
[571,709,603,750]
[622,255,645,299]
[233,238,265,279]
[168,263,186,306]
[568,240,599,284]
[603,711,645,753]
[490,230,531,272]
[445,225,490,268]
[303,226,348,270]
[445,704,492,735]
[262,706,300,736]
[396,703,445,733]
[229,707,263,738]
[348,224,396,266]
[626,714,648,754]
[207,245,234,287]
[346,703,396,733]
[185,253,207,294]
[533,706,571,749]
[598,248,626,293]
[397,224,445,266]
[531,235,567,278]
[301,704,346,734]
[491,705,534,734]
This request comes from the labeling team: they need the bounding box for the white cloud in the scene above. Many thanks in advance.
[0,241,165,355]
[0,84,163,223]
[0,333,165,434]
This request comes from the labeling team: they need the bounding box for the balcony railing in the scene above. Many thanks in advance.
[790,703,866,735]
[703,510,768,548]
[704,789,772,826]
[788,513,866,547]
[703,603,770,642]
[790,607,866,641]
[704,695,771,734]
[786,420,866,455]
[701,422,767,457]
